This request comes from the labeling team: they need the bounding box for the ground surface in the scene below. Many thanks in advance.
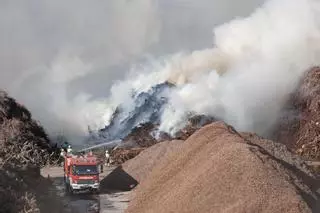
[41,166,131,213]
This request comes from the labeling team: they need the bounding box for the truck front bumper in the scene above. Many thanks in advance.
[71,183,100,190]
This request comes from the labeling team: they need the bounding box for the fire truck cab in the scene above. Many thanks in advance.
[64,153,100,194]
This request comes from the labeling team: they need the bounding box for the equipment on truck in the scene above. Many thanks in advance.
[63,152,100,194]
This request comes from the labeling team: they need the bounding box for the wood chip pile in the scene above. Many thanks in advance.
[274,68,320,172]
[126,122,319,213]
[0,91,58,212]
[110,148,145,165]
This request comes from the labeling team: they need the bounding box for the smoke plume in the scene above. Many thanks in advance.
[1,0,273,142]
[107,0,320,137]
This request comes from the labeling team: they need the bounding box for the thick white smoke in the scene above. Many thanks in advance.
[4,0,320,141]
[108,0,320,137]
[159,0,320,135]
[1,0,264,142]
[3,0,161,141]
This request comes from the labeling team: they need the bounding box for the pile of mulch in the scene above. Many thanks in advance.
[122,140,183,183]
[274,67,320,164]
[110,147,146,165]
[293,68,320,161]
[107,123,159,164]
[0,91,58,168]
[0,91,60,213]
[123,123,158,147]
[0,167,65,213]
[111,115,214,165]
[122,115,215,148]
[126,122,319,213]
[174,115,216,140]
[0,167,40,213]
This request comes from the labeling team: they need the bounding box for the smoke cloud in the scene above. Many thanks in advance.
[106,0,320,137]
[0,0,265,142]
[159,0,320,135]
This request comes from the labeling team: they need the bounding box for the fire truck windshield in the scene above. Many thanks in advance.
[72,165,99,175]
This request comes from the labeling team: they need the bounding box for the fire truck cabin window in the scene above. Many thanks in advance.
[72,165,98,175]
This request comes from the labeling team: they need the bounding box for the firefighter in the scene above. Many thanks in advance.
[59,148,65,166]
[105,150,110,167]
[67,145,72,154]
[60,148,65,157]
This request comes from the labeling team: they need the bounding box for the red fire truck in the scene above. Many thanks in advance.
[64,152,100,194]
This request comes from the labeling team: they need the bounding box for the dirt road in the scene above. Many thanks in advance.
[41,166,131,213]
